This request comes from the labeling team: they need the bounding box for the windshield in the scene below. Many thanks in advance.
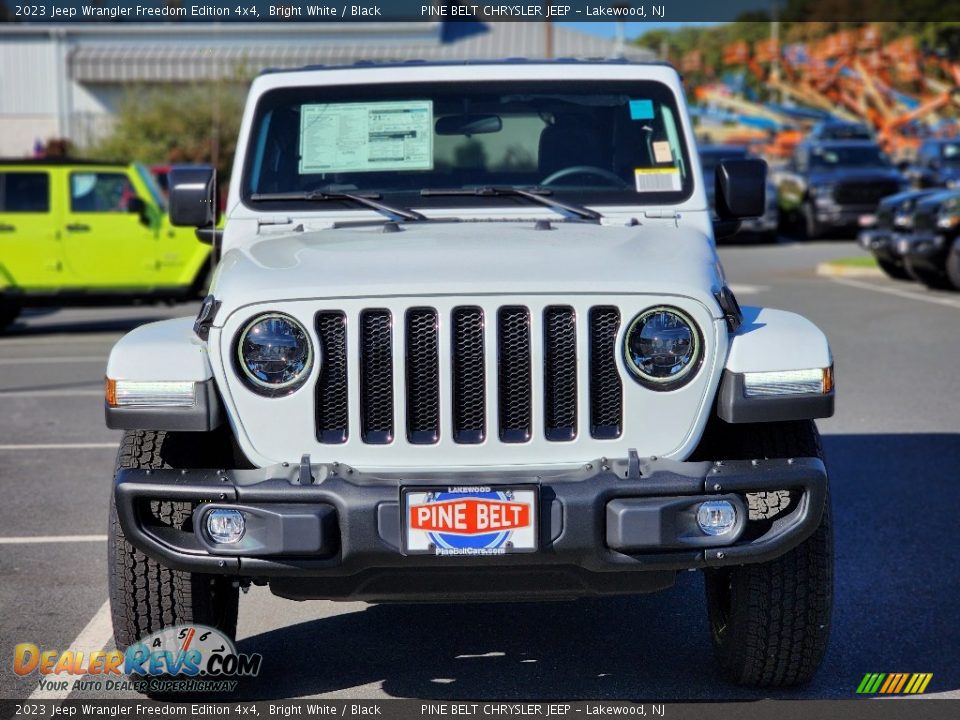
[134,162,167,211]
[810,145,890,169]
[242,80,693,211]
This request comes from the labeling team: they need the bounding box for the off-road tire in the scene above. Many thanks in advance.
[876,257,911,281]
[945,249,960,290]
[802,201,822,240]
[703,420,833,687]
[909,264,953,290]
[0,299,21,330]
[108,430,239,651]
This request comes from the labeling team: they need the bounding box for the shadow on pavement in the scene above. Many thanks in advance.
[221,432,959,701]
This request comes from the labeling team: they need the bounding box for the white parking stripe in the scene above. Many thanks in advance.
[0,334,120,346]
[831,277,960,309]
[0,443,116,450]
[0,356,105,365]
[0,389,103,398]
[0,535,107,544]
[27,600,113,701]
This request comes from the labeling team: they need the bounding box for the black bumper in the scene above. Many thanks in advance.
[114,455,827,601]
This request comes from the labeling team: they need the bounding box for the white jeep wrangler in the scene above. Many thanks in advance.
[105,61,834,687]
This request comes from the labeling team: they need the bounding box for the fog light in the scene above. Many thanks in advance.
[697,501,737,537]
[206,509,245,544]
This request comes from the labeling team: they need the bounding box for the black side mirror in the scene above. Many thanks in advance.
[169,167,218,227]
[715,158,767,219]
[126,196,149,225]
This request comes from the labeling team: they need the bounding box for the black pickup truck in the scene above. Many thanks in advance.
[858,189,939,279]
[777,140,906,238]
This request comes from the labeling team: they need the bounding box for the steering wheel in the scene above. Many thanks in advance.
[540,165,629,188]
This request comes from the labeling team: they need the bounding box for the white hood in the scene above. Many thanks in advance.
[212,221,724,320]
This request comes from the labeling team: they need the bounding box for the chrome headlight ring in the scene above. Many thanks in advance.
[234,312,316,397]
[622,306,704,391]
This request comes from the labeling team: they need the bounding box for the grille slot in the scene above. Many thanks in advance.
[588,306,623,439]
[833,181,900,205]
[543,306,577,441]
[360,309,394,444]
[315,311,348,444]
[405,308,440,444]
[452,307,486,444]
[497,306,533,443]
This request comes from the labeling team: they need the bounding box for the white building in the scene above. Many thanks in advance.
[0,20,653,156]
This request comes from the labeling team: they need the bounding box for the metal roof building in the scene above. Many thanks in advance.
[0,20,654,155]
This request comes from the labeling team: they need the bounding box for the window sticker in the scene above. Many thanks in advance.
[299,101,434,174]
[629,99,655,120]
[634,167,682,192]
[652,141,673,164]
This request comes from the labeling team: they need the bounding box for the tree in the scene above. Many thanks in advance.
[87,83,246,186]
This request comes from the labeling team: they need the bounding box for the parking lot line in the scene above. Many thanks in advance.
[27,600,113,701]
[831,277,960,309]
[0,356,105,365]
[0,334,121,346]
[0,442,117,450]
[0,389,103,398]
[0,535,107,544]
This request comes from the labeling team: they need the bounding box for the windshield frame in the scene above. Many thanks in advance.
[239,79,695,214]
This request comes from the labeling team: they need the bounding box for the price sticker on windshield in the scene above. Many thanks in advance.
[634,167,682,192]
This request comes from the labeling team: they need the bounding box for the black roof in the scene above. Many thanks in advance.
[260,57,673,76]
[0,157,125,167]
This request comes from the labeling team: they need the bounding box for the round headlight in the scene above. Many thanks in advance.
[236,313,314,395]
[623,307,702,389]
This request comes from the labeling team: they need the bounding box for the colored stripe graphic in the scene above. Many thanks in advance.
[857,673,932,694]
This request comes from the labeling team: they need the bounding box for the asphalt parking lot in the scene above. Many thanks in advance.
[1,239,959,702]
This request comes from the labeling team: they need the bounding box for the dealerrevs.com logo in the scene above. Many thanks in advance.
[14,625,262,694]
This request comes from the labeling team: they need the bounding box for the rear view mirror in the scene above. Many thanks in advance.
[715,158,767,219]
[169,166,218,227]
[435,114,502,136]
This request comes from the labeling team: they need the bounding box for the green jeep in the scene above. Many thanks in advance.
[0,159,211,330]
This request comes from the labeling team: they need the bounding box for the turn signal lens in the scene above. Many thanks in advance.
[106,379,196,407]
[742,368,832,397]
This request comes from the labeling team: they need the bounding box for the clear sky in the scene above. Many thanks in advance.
[559,22,718,40]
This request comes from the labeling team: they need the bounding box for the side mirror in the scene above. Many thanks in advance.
[169,167,219,227]
[715,158,767,219]
[126,196,149,225]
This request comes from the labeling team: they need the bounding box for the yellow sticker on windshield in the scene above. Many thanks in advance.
[634,167,681,192]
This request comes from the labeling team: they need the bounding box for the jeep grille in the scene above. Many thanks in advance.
[314,304,624,446]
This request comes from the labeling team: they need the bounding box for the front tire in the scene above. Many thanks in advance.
[908,264,953,290]
[876,257,911,281]
[0,298,21,330]
[108,430,239,651]
[803,201,823,240]
[703,420,833,687]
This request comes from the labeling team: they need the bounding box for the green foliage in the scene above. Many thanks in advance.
[87,83,246,184]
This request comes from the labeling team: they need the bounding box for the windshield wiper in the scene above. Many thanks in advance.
[249,190,427,222]
[420,186,602,222]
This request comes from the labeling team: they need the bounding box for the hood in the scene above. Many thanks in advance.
[212,221,724,319]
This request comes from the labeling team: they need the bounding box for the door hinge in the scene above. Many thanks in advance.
[193,294,222,341]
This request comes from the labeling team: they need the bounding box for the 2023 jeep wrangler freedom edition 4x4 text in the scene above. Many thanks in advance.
[104,61,835,688]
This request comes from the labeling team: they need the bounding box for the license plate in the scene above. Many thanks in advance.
[898,238,911,254]
[403,486,538,556]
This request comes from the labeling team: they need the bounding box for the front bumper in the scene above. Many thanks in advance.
[114,454,827,601]
[814,203,876,229]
